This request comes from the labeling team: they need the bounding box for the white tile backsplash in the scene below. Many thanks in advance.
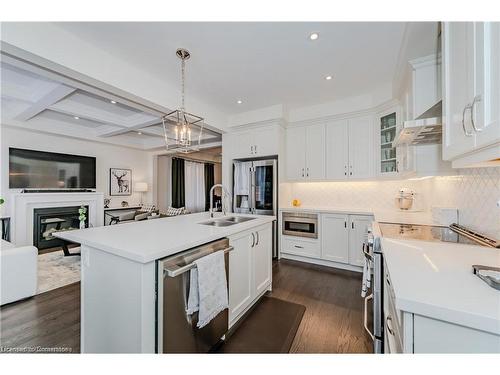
[283,167,500,238]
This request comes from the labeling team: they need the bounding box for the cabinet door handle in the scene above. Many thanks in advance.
[386,316,395,336]
[470,95,483,132]
[349,165,353,176]
[254,145,258,154]
[251,232,255,247]
[344,221,347,228]
[396,160,399,173]
[255,232,259,246]
[250,145,254,154]
[294,245,304,249]
[462,104,474,136]
[306,167,309,177]
[364,294,374,340]
[301,168,305,177]
[344,165,347,176]
[352,222,354,229]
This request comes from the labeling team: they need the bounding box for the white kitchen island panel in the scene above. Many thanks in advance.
[81,245,156,353]
[56,212,275,353]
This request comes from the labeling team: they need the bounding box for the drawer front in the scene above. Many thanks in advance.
[282,237,320,258]
[384,263,402,333]
[384,264,403,350]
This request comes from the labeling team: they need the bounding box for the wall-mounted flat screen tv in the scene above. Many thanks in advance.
[9,148,97,189]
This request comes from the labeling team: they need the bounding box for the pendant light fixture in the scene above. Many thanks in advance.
[161,48,204,153]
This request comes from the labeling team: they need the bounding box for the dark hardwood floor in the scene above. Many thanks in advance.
[269,259,373,353]
[0,282,80,353]
[0,259,371,354]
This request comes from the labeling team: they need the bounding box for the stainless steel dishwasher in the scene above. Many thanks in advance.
[156,238,232,353]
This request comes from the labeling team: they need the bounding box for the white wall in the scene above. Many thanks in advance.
[0,126,154,216]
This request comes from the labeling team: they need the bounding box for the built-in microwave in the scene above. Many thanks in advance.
[282,212,318,239]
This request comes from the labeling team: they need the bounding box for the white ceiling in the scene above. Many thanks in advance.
[0,62,222,150]
[57,22,408,114]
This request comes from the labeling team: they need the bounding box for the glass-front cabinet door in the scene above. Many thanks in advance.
[379,112,398,175]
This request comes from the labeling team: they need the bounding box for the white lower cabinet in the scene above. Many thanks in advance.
[282,237,321,259]
[228,231,253,321]
[384,261,500,353]
[253,224,272,297]
[321,213,372,268]
[281,212,373,271]
[348,215,372,267]
[321,214,349,263]
[228,223,272,326]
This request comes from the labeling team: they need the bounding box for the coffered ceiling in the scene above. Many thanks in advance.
[0,61,222,150]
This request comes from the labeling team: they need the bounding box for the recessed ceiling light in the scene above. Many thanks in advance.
[137,131,142,135]
[309,32,319,41]
[73,116,80,120]
[110,100,117,104]
[237,100,243,104]
[325,75,333,80]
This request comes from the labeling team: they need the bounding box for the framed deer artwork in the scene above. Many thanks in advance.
[109,168,132,196]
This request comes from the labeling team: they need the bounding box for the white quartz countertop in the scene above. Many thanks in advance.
[279,206,435,225]
[55,212,275,264]
[381,236,500,335]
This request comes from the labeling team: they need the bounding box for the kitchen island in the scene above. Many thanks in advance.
[55,212,275,353]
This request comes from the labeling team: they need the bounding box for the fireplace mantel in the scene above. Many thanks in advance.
[11,192,104,246]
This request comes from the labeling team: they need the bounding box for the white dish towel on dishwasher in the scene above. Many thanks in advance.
[361,244,372,298]
[186,250,228,328]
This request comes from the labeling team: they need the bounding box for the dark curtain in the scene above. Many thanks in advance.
[204,163,215,211]
[171,158,185,208]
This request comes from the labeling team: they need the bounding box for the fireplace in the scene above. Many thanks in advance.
[33,206,89,250]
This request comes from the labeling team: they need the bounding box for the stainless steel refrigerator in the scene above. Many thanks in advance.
[233,158,278,256]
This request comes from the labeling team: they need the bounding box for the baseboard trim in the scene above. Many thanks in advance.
[281,253,363,273]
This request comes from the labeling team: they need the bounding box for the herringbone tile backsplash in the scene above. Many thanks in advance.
[281,167,500,238]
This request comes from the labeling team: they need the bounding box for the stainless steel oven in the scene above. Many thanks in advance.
[282,212,318,239]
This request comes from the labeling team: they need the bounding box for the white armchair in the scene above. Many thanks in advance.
[1,239,38,305]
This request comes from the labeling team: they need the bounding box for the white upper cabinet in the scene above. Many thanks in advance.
[443,22,500,163]
[286,126,307,180]
[285,124,325,180]
[326,119,349,179]
[442,22,477,160]
[226,125,280,159]
[254,126,281,157]
[325,115,374,180]
[474,22,500,150]
[305,123,326,180]
[349,116,374,179]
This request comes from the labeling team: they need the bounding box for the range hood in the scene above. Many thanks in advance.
[392,101,442,147]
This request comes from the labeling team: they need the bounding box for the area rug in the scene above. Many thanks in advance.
[37,249,81,294]
[217,296,306,353]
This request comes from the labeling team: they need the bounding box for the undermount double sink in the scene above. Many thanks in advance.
[200,216,256,227]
